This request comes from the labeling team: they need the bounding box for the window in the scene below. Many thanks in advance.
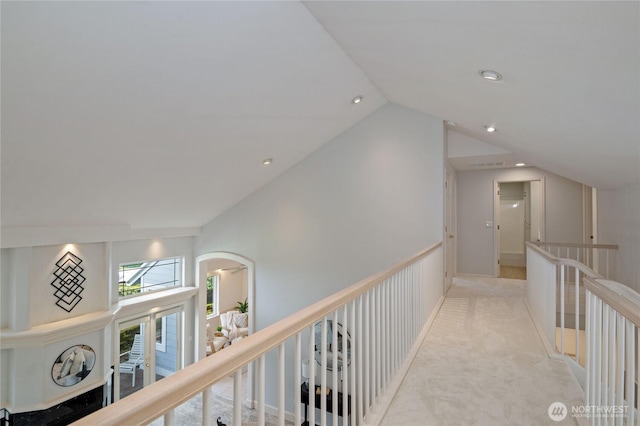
[119,257,182,298]
[155,316,166,352]
[206,275,219,316]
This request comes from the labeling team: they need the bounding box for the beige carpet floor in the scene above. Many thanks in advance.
[381,275,584,426]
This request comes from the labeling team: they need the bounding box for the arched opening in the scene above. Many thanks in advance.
[195,252,255,407]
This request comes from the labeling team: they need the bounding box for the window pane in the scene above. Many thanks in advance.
[119,257,182,298]
[206,275,218,316]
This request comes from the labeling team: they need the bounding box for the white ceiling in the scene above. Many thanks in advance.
[2,1,638,239]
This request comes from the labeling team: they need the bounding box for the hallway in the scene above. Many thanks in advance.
[382,275,584,425]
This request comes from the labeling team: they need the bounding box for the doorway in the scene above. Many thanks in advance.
[196,252,255,407]
[494,179,545,278]
[115,306,182,401]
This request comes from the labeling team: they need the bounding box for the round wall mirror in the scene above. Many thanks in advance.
[51,345,96,387]
[313,320,351,371]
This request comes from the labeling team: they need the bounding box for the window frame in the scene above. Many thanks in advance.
[118,256,183,299]
[206,274,220,318]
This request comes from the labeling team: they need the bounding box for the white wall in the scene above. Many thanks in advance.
[457,167,584,275]
[196,102,444,327]
[196,102,445,409]
[598,181,640,293]
[29,244,107,327]
[218,269,246,313]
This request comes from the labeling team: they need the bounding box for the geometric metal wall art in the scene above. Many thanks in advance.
[50,251,86,313]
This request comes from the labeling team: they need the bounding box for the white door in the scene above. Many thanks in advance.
[115,307,182,401]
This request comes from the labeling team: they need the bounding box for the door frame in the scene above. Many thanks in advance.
[493,178,546,277]
[114,305,184,401]
[444,164,457,291]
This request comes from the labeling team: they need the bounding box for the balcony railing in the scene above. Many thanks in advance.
[74,242,444,426]
[531,242,618,280]
[526,242,639,425]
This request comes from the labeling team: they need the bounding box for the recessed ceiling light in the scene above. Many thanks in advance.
[351,95,363,105]
[446,120,457,126]
[515,162,526,167]
[262,158,273,165]
[480,70,502,81]
[485,125,497,133]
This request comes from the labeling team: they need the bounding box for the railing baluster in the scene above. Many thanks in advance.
[364,291,370,416]
[321,317,328,426]
[203,388,212,426]
[295,334,302,426]
[607,307,616,426]
[233,369,241,426]
[309,323,316,426]
[258,355,265,426]
[596,297,603,418]
[615,313,625,426]
[357,295,363,424]
[603,303,610,417]
[376,283,381,403]
[278,343,285,426]
[576,267,581,365]
[560,264,565,355]
[586,290,592,409]
[342,304,349,426]
[353,297,360,426]
[625,321,635,426]
[332,311,338,426]
[164,409,175,426]
[383,279,393,383]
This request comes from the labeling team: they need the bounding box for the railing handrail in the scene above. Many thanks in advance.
[531,241,619,250]
[584,277,640,327]
[74,242,443,425]
[526,242,603,279]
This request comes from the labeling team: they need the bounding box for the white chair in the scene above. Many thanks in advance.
[220,311,249,340]
[119,334,144,387]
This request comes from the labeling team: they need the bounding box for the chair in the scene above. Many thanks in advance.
[119,334,144,387]
[206,323,229,355]
[219,311,249,340]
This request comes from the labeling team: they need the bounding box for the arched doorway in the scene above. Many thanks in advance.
[195,252,255,407]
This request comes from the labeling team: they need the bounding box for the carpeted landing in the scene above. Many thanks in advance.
[381,275,584,426]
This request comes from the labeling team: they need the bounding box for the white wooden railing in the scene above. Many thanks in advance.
[532,242,618,281]
[585,277,639,426]
[74,243,443,426]
[527,242,639,425]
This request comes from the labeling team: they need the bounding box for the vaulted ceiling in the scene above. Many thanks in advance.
[2,1,638,238]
